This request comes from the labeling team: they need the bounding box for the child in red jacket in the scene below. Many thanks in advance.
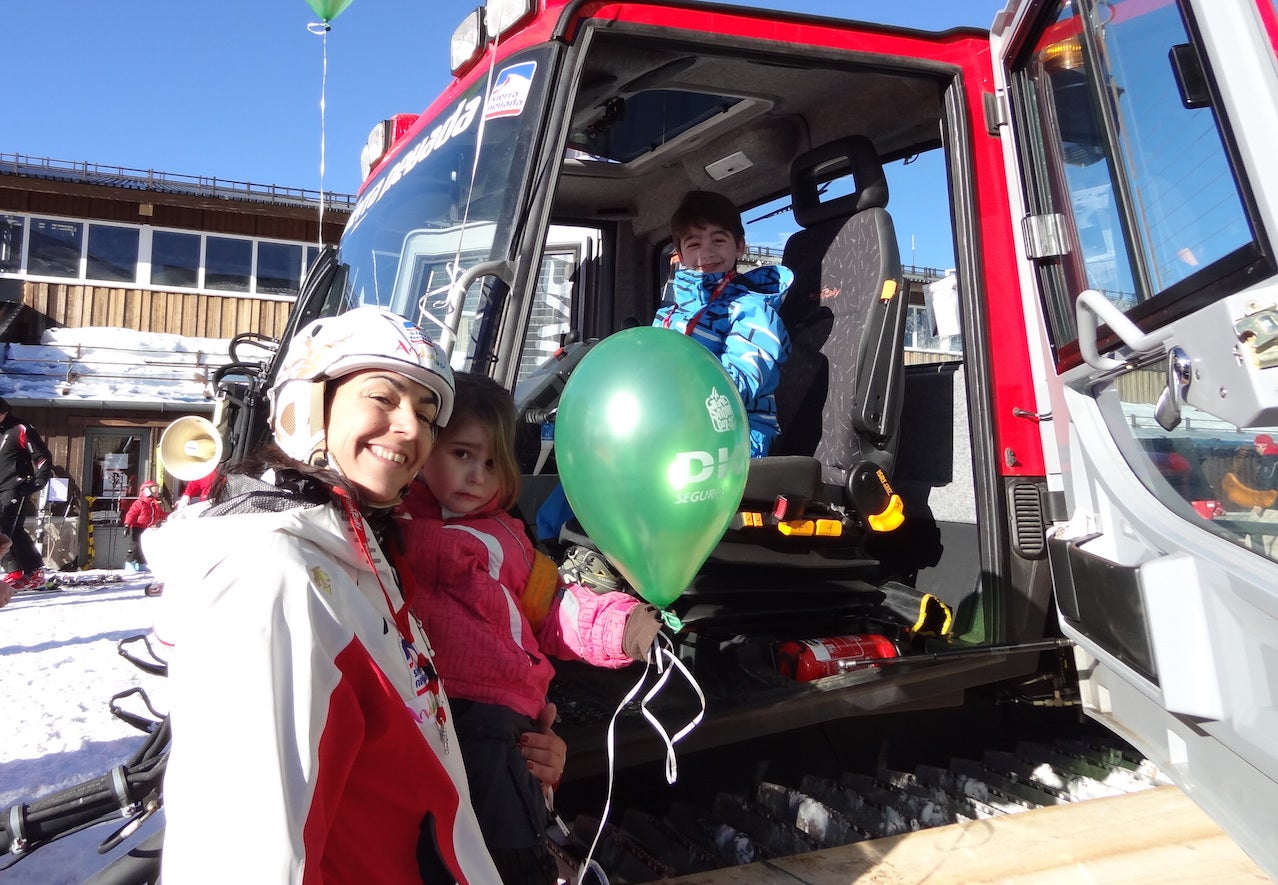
[123,480,167,570]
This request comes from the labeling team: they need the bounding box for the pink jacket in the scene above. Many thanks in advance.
[402,481,641,719]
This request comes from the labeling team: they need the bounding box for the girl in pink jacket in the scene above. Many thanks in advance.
[403,373,660,885]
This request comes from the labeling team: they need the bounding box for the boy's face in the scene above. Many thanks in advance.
[675,223,744,275]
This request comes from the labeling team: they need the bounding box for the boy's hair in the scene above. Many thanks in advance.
[670,190,745,246]
[438,372,522,511]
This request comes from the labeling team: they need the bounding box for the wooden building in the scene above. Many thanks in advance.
[0,153,352,569]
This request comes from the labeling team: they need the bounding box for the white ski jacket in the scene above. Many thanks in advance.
[146,473,499,884]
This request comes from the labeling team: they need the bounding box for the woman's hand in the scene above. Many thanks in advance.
[520,701,567,799]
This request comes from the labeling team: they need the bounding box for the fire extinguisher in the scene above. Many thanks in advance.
[775,634,899,682]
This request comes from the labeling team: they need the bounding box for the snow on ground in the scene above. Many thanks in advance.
[0,571,169,883]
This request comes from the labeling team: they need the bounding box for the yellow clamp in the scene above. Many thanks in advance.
[867,494,905,532]
[777,518,842,537]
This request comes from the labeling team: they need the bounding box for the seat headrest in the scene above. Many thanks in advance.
[789,136,888,229]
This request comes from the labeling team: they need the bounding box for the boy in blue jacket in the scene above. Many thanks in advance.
[654,190,792,457]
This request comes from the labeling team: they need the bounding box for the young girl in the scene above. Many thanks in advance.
[403,372,661,885]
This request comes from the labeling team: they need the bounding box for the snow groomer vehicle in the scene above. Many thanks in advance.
[6,0,1278,879]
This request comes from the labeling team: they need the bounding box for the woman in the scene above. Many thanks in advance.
[148,308,501,884]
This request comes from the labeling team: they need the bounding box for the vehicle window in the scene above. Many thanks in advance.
[1112,371,1278,563]
[1013,1,1278,562]
[568,88,743,163]
[332,45,556,367]
[1019,0,1257,342]
[514,225,603,386]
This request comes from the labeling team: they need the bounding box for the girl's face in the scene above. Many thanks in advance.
[675,223,745,275]
[326,370,440,507]
[420,417,500,516]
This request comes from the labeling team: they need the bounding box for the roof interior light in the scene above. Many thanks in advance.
[451,8,484,73]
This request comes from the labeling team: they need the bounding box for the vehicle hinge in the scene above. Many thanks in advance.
[983,90,1009,135]
[1021,213,1069,259]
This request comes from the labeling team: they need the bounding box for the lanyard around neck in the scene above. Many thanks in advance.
[664,270,735,334]
[333,489,448,743]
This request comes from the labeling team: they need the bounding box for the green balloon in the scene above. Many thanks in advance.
[305,0,355,22]
[556,327,749,609]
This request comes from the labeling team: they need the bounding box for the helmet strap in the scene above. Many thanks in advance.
[305,380,331,465]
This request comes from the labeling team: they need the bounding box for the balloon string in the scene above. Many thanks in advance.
[578,631,705,880]
[306,21,330,247]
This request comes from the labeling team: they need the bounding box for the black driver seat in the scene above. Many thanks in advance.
[704,135,908,568]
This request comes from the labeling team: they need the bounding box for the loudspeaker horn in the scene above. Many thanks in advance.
[159,415,225,482]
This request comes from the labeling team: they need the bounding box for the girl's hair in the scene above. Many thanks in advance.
[439,372,521,511]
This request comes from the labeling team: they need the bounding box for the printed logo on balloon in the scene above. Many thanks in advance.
[556,328,749,609]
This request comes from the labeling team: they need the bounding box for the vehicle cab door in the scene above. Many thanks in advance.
[991,0,1278,876]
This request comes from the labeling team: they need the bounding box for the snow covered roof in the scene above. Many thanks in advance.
[0,326,244,412]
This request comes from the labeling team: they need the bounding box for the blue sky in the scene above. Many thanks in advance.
[3,1,1004,270]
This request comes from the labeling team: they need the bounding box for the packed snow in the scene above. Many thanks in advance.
[0,571,169,883]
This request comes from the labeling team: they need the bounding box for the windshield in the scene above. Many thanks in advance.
[325,46,554,367]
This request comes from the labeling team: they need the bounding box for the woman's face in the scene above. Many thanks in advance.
[326,370,440,506]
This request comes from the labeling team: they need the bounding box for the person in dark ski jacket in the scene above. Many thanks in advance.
[147,308,502,884]
[0,532,11,608]
[653,189,792,457]
[0,397,54,591]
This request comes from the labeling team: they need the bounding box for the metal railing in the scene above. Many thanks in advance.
[743,243,949,282]
[0,152,356,212]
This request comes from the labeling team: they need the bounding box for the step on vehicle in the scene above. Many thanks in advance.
[7,0,1278,880]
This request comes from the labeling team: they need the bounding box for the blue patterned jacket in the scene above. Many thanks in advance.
[653,264,792,456]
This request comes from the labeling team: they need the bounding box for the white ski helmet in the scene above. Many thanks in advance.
[268,307,455,464]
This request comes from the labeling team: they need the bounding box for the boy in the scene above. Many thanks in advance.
[654,190,792,457]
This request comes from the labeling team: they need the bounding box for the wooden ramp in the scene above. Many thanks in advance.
[661,786,1268,884]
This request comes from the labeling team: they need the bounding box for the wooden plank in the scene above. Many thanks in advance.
[123,288,142,330]
[661,787,1267,885]
[220,297,237,338]
[107,287,125,325]
[92,286,110,326]
[180,293,198,338]
[168,291,184,336]
[67,284,84,327]
[150,290,167,332]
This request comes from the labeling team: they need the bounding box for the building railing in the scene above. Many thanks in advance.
[744,243,949,282]
[0,152,356,212]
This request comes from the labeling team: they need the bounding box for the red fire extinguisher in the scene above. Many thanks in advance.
[775,634,899,682]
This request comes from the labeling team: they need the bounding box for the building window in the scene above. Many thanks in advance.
[2,210,324,296]
[257,241,303,295]
[151,230,201,288]
[0,215,23,272]
[205,236,252,292]
[87,224,140,283]
[28,218,83,278]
